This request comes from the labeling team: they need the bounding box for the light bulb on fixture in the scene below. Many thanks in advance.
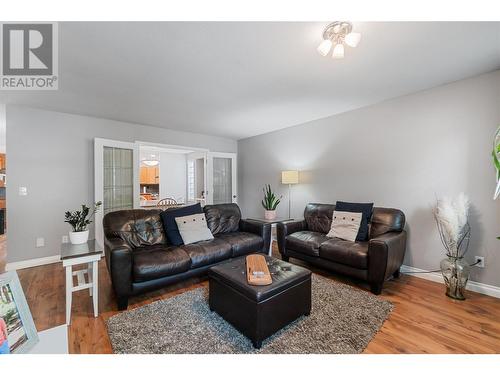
[332,43,344,59]
[345,32,361,47]
[143,160,159,166]
[317,39,333,56]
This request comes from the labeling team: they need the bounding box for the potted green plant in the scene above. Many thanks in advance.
[261,184,281,220]
[64,202,102,244]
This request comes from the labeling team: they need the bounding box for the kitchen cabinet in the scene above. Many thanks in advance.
[140,166,159,184]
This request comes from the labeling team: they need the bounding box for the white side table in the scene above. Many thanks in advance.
[61,240,102,325]
[246,218,295,255]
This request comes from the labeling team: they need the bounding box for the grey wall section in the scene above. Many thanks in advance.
[238,70,500,287]
[6,105,237,263]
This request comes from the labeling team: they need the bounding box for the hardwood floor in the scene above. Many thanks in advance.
[16,245,500,354]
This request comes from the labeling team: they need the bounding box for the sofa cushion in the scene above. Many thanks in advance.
[319,238,369,269]
[160,203,203,246]
[175,213,214,245]
[327,211,362,242]
[203,203,241,235]
[304,203,335,234]
[216,232,264,257]
[335,201,373,241]
[133,246,191,282]
[286,231,330,257]
[181,238,232,269]
[104,209,166,248]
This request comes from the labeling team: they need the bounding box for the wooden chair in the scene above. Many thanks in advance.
[156,197,179,209]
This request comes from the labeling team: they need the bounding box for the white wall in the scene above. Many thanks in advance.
[238,70,500,288]
[159,152,187,202]
[195,158,205,199]
[6,105,237,264]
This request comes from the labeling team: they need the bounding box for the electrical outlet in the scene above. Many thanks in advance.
[36,237,45,247]
[62,235,69,244]
[19,186,28,196]
[474,256,485,268]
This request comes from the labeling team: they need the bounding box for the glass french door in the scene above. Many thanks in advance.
[207,152,237,205]
[186,151,207,206]
[94,138,139,246]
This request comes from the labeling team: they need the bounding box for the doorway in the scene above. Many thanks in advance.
[138,144,206,208]
[208,152,237,204]
[94,139,237,246]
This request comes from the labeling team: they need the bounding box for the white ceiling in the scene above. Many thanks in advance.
[1,22,499,140]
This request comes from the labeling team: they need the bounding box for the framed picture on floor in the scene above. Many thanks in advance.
[0,271,39,354]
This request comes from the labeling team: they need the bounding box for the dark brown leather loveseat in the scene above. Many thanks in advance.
[277,203,406,294]
[103,203,271,309]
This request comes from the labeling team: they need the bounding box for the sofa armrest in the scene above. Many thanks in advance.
[277,220,307,256]
[239,219,272,253]
[368,230,407,288]
[104,237,133,297]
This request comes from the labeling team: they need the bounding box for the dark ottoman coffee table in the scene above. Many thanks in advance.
[208,255,311,349]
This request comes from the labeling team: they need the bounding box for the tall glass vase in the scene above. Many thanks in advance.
[440,256,470,300]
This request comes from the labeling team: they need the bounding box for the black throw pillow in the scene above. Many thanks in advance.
[334,201,374,241]
[160,203,203,245]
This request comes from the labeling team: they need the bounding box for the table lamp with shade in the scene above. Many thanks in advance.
[281,170,299,219]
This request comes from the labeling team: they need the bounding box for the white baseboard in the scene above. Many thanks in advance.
[401,265,500,299]
[6,255,61,271]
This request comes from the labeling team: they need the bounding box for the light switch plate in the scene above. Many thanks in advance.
[19,186,28,196]
[62,235,69,244]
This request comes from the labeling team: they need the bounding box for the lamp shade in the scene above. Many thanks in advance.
[345,32,361,48]
[281,170,299,184]
[317,39,333,56]
[332,43,344,59]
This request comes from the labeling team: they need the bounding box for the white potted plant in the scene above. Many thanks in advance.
[64,201,102,245]
[261,184,281,220]
[433,193,471,300]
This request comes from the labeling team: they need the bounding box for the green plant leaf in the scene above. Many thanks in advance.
[261,184,280,210]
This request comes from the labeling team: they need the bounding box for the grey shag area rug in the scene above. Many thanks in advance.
[106,274,393,354]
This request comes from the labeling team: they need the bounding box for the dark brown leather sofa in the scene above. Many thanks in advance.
[103,203,271,309]
[277,203,406,294]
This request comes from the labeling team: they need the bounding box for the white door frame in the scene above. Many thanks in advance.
[94,138,140,247]
[207,152,237,205]
[187,151,208,205]
[135,141,208,153]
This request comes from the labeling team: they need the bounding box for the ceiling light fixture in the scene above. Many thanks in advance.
[142,154,159,166]
[317,21,361,59]
[142,160,159,166]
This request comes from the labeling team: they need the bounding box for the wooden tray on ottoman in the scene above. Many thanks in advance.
[208,255,311,349]
[246,254,272,286]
